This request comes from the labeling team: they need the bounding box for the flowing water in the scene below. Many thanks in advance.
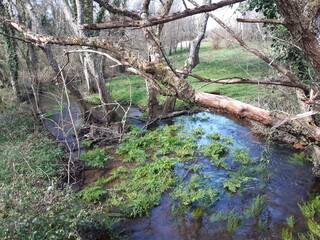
[38,93,319,239]
[116,112,319,239]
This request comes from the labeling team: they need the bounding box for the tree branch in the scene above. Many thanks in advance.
[206,13,312,93]
[94,0,140,19]
[236,18,284,24]
[81,0,245,30]
[186,73,310,90]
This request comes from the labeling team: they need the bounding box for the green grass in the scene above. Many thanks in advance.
[102,41,273,108]
[107,75,147,106]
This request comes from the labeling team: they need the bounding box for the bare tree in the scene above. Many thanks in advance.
[2,0,320,145]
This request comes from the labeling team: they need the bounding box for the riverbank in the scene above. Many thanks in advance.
[0,99,116,239]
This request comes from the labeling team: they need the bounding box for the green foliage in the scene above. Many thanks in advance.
[244,0,279,19]
[0,106,62,182]
[281,228,293,240]
[289,152,310,165]
[207,132,221,140]
[105,156,178,217]
[307,219,320,238]
[200,141,229,168]
[82,139,94,148]
[226,210,242,233]
[223,172,255,193]
[77,184,108,202]
[286,215,295,229]
[172,174,219,207]
[0,105,117,239]
[81,148,112,168]
[188,113,210,121]
[191,126,205,138]
[297,194,320,239]
[233,148,251,165]
[299,202,316,219]
[210,210,242,233]
[84,94,100,105]
[244,195,266,217]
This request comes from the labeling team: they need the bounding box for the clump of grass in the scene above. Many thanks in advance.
[81,148,112,168]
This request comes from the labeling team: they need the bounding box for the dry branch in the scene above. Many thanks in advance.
[81,0,245,30]
[236,18,284,24]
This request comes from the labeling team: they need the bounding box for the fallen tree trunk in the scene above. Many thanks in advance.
[194,91,320,141]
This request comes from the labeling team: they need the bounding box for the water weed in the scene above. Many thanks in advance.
[286,215,295,229]
[244,195,266,217]
[281,228,293,240]
[289,152,310,165]
[105,156,178,217]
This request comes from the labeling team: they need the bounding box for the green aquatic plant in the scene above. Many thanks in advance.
[191,126,205,138]
[207,132,221,140]
[281,228,293,240]
[299,202,316,219]
[226,210,242,233]
[222,136,233,145]
[191,207,205,219]
[174,142,197,158]
[171,174,219,207]
[244,195,266,218]
[289,152,310,165]
[223,171,256,193]
[222,178,242,193]
[106,156,178,217]
[81,148,112,168]
[188,113,209,121]
[286,215,295,229]
[233,148,251,165]
[307,219,320,237]
[210,210,242,233]
[200,141,229,167]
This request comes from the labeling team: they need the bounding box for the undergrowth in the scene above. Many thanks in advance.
[0,103,117,239]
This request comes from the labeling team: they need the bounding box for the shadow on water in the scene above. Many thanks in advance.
[37,94,319,239]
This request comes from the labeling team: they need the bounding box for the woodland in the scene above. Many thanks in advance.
[1,0,320,239]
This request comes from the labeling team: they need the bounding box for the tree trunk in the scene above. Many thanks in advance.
[275,0,320,76]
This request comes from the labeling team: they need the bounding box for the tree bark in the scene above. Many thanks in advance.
[275,0,320,77]
[60,0,116,124]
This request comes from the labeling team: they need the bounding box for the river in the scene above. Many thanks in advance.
[38,92,320,239]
